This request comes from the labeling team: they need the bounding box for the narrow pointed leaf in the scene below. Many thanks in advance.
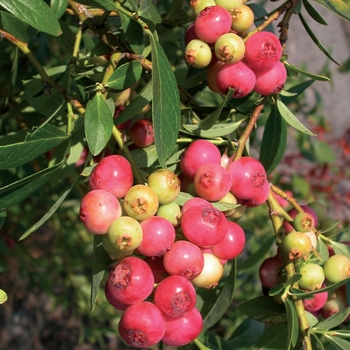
[311,333,326,350]
[51,0,68,18]
[312,0,350,21]
[277,100,316,136]
[106,61,143,91]
[149,33,181,168]
[284,61,330,81]
[0,161,64,211]
[76,0,118,11]
[202,259,237,330]
[0,11,28,41]
[0,0,62,36]
[281,79,315,105]
[85,92,114,156]
[285,297,299,349]
[91,235,112,312]
[139,0,162,23]
[259,105,287,174]
[314,307,350,331]
[0,210,6,229]
[0,124,69,169]
[303,0,328,25]
[198,88,234,130]
[119,12,144,55]
[325,335,350,350]
[299,13,340,65]
[18,175,79,241]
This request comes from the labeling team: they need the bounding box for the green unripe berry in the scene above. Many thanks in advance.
[324,254,350,283]
[214,33,245,64]
[298,263,325,290]
[281,231,312,260]
[185,39,212,69]
[157,202,182,226]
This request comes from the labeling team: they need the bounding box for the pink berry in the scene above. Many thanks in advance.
[138,216,176,256]
[145,256,169,283]
[129,118,154,148]
[89,155,133,198]
[163,240,205,279]
[118,301,166,348]
[259,255,284,289]
[79,189,122,234]
[303,290,328,313]
[216,61,256,98]
[238,179,270,207]
[206,61,225,94]
[210,221,246,260]
[181,205,228,247]
[193,163,231,201]
[181,197,212,214]
[244,31,283,71]
[104,281,129,311]
[184,23,199,45]
[253,61,287,96]
[227,156,267,200]
[180,140,221,179]
[154,275,197,319]
[162,307,203,346]
[194,6,232,44]
[106,256,154,305]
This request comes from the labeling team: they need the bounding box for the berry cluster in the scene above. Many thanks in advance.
[259,201,350,318]
[78,138,270,347]
[185,3,287,97]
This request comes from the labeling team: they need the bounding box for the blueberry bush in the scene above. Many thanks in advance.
[1,0,350,349]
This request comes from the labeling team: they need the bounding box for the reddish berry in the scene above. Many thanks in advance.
[162,307,203,346]
[259,255,284,289]
[106,256,154,305]
[138,216,176,256]
[210,221,246,260]
[129,119,154,148]
[303,290,328,313]
[181,205,228,247]
[216,61,256,98]
[184,23,199,45]
[79,189,122,234]
[104,281,129,311]
[206,61,225,94]
[194,6,232,44]
[238,179,270,207]
[227,156,267,200]
[154,275,197,319]
[163,240,205,279]
[193,163,231,201]
[145,256,169,283]
[118,301,166,348]
[180,140,221,179]
[181,197,212,214]
[244,31,283,71]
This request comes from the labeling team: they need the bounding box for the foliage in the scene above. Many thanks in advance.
[0,0,350,349]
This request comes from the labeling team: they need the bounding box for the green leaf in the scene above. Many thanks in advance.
[299,13,340,65]
[117,80,153,125]
[138,0,162,23]
[106,61,143,91]
[238,296,287,323]
[277,99,316,136]
[51,0,68,18]
[0,161,64,211]
[202,259,237,330]
[254,324,289,349]
[0,11,28,41]
[84,92,114,156]
[311,333,326,350]
[312,139,335,164]
[119,12,144,55]
[76,0,117,11]
[303,0,328,24]
[325,335,350,350]
[314,307,350,331]
[312,0,350,21]
[0,124,69,169]
[174,191,194,206]
[0,210,6,229]
[330,241,350,257]
[0,289,7,304]
[130,144,159,168]
[149,33,181,168]
[317,236,330,261]
[259,105,287,175]
[285,297,299,349]
[284,61,330,81]
[18,175,79,241]
[182,120,243,138]
[0,0,62,36]
[281,80,315,105]
[91,235,112,312]
[198,88,234,130]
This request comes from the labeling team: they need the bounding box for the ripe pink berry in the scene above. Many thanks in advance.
[206,61,225,94]
[184,23,199,45]
[106,256,154,305]
[216,61,256,98]
[227,156,267,200]
[259,255,284,289]
[79,189,122,234]
[104,281,129,311]
[145,256,169,283]
[238,179,270,207]
[180,140,221,179]
[138,216,176,256]
[181,197,212,214]
[154,275,197,319]
[253,61,287,96]
[244,31,283,71]
[162,307,203,346]
[210,221,246,260]
[129,118,154,148]
[193,163,231,201]
[163,240,205,279]
[181,205,228,247]
[194,6,232,44]
[89,155,133,198]
[118,301,166,348]
[303,290,328,312]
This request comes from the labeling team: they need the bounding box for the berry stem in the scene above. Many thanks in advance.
[271,184,304,213]
[234,103,264,160]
